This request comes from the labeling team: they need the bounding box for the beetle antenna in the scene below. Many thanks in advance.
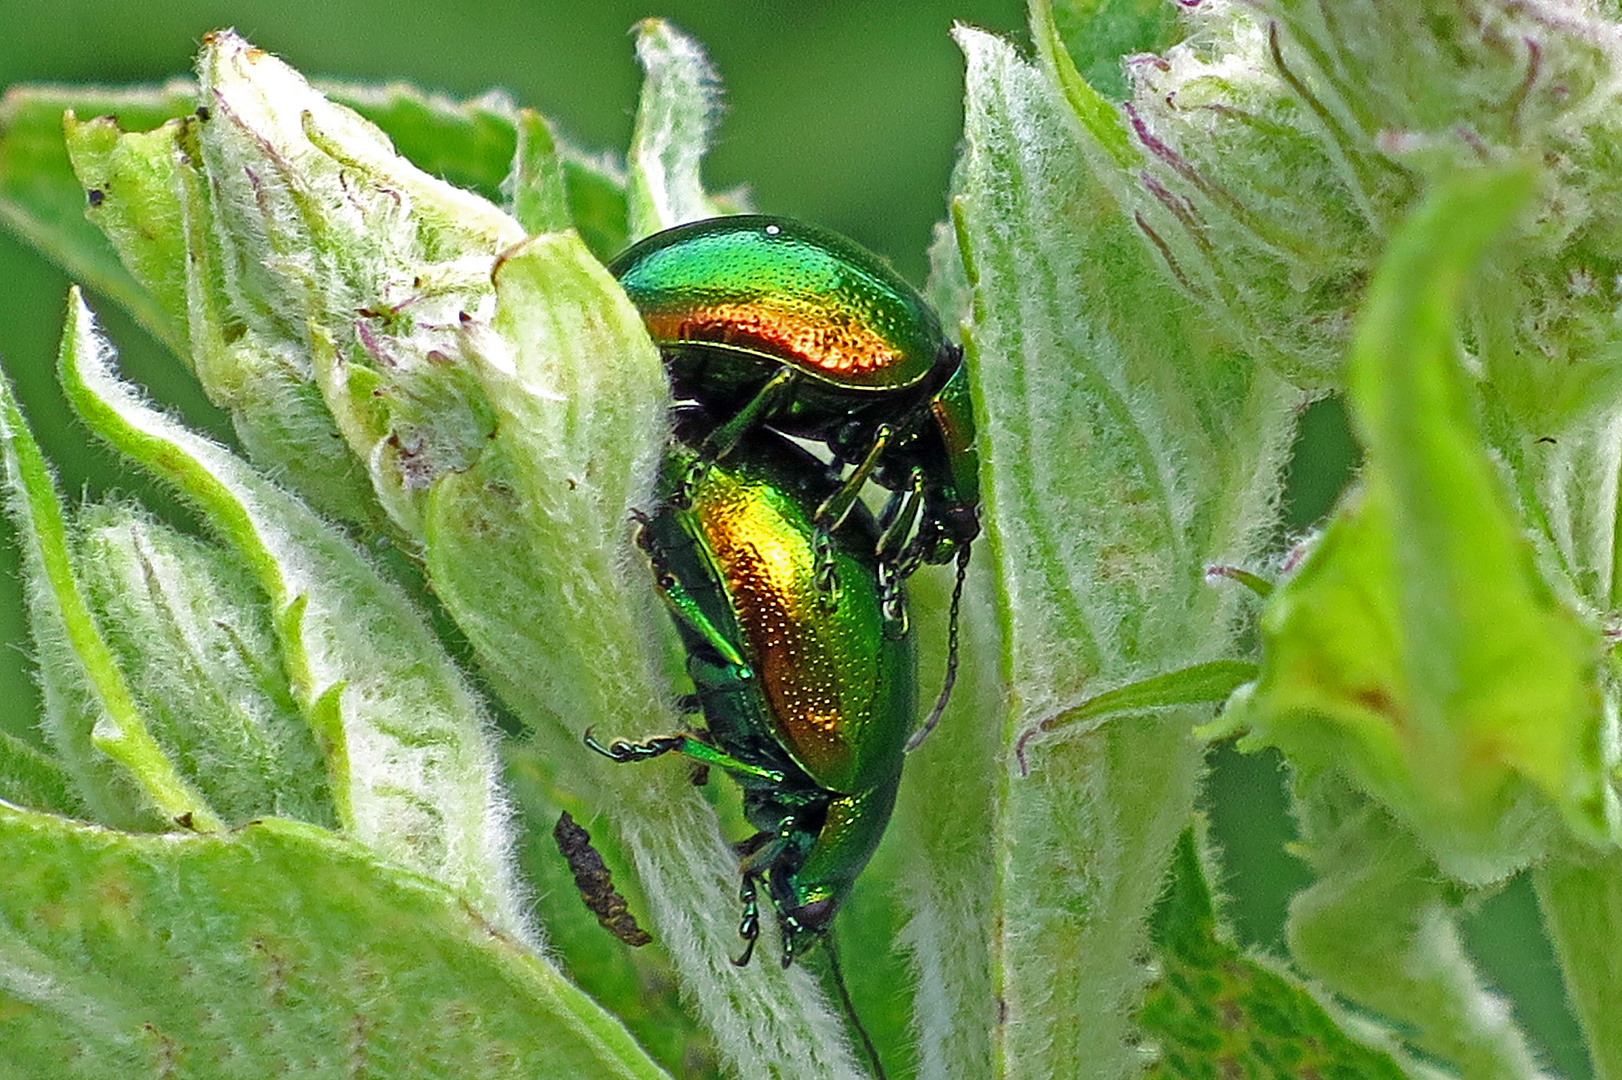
[824,930,888,1080]
[906,546,969,752]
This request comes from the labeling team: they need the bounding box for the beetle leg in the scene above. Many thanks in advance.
[733,834,790,968]
[733,822,813,967]
[733,871,763,967]
[808,425,896,608]
[876,562,909,640]
[583,730,686,762]
[815,425,894,535]
[773,889,809,969]
[779,918,801,968]
[639,531,753,675]
[872,467,926,638]
[583,729,786,783]
[811,528,840,609]
[874,467,926,574]
[675,740,788,779]
[657,571,752,672]
[676,455,707,509]
[706,368,801,461]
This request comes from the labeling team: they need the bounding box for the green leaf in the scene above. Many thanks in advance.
[626,19,724,239]
[0,348,216,833]
[1142,829,1419,1080]
[1229,165,1615,882]
[557,145,630,261]
[1041,660,1258,735]
[1028,0,1139,169]
[318,82,633,255]
[0,82,197,347]
[72,504,333,828]
[1286,775,1544,1080]
[321,81,520,203]
[1026,660,1259,775]
[1117,8,1401,388]
[949,25,1297,1080]
[501,750,722,1079]
[0,74,621,338]
[183,32,525,530]
[59,113,191,355]
[0,730,83,818]
[0,806,670,1079]
[56,79,361,527]
[508,108,573,235]
[1035,0,1184,102]
[886,561,1002,1078]
[426,232,667,745]
[57,289,527,939]
[1535,846,1622,1080]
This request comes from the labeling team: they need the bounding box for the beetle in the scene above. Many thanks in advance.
[608,214,979,638]
[587,411,915,968]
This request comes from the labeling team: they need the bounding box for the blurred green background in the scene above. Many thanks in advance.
[0,2,1583,1075]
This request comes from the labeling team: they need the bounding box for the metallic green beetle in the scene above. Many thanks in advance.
[588,412,915,966]
[609,215,979,636]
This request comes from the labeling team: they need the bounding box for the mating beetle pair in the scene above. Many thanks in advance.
[611,215,979,634]
[587,216,977,969]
